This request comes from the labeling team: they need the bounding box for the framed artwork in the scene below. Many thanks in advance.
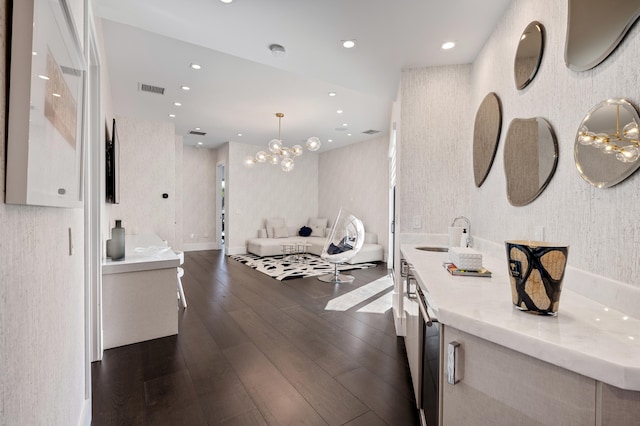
[5,0,85,208]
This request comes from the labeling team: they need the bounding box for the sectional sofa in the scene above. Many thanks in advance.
[246,217,384,264]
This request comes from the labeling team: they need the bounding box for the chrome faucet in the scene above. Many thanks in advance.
[451,216,472,247]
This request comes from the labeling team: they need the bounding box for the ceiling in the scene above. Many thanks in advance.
[93,0,512,151]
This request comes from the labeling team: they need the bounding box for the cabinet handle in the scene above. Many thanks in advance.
[406,269,417,299]
[447,341,461,385]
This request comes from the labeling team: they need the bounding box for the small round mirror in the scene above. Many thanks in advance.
[574,99,640,188]
[473,93,502,187]
[514,21,545,90]
[504,118,558,206]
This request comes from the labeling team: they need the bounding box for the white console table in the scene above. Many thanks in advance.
[101,234,180,350]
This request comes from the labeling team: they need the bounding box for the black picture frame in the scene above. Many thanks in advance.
[105,118,119,203]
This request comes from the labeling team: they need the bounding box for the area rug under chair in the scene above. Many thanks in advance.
[230,253,376,281]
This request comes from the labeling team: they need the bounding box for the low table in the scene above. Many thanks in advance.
[281,241,312,263]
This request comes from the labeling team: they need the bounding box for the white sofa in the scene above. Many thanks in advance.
[246,225,384,264]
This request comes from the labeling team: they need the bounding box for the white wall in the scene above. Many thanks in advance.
[0,0,87,424]
[318,136,390,258]
[226,141,319,254]
[174,136,184,251]
[400,0,640,286]
[106,117,177,246]
[182,146,217,251]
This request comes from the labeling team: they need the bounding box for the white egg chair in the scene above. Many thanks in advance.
[318,208,365,283]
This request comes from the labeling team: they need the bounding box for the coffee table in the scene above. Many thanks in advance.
[281,241,311,263]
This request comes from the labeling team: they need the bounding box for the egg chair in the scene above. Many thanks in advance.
[317,208,365,283]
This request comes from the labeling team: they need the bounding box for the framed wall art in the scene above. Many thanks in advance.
[5,0,86,208]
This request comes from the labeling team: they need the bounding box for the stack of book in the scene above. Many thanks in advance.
[443,262,492,278]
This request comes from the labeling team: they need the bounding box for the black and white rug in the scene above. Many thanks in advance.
[230,253,376,281]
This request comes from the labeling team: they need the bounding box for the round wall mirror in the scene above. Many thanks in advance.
[473,92,502,187]
[504,118,558,206]
[514,21,545,90]
[565,0,640,71]
[574,99,640,188]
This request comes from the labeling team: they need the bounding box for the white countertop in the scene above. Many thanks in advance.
[102,234,180,274]
[401,243,640,391]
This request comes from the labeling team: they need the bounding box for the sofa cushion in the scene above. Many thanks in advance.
[273,226,289,238]
[266,217,285,238]
[310,225,324,237]
[308,217,328,237]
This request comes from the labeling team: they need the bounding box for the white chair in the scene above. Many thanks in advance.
[318,208,365,283]
[176,251,187,309]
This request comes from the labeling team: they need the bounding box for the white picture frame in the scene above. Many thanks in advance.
[5,0,85,208]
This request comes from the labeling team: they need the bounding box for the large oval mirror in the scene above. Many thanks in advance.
[504,118,558,206]
[514,21,545,90]
[574,99,640,188]
[473,92,502,187]
[565,0,640,71]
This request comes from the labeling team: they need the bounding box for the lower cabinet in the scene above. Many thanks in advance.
[441,326,640,425]
[441,326,596,426]
[404,295,420,404]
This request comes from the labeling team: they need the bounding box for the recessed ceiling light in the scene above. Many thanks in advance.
[180,85,190,91]
[38,74,50,80]
[342,39,356,49]
[269,44,286,57]
[195,127,201,130]
[197,141,203,145]
[347,133,352,136]
[336,110,343,114]
[190,63,201,70]
[328,92,337,97]
[173,102,182,107]
[342,123,348,127]
[441,41,456,50]
[220,0,233,3]
[237,133,243,137]
[328,139,333,143]
[168,114,176,118]
[52,93,61,97]
[32,51,37,56]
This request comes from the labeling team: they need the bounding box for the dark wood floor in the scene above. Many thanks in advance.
[92,250,419,425]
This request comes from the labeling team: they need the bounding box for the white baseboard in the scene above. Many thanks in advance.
[78,398,91,426]
[182,242,220,252]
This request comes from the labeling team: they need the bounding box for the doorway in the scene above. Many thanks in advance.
[216,162,225,250]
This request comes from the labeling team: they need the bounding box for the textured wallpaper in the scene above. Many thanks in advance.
[318,136,390,259]
[107,117,177,246]
[400,0,640,286]
[182,146,217,250]
[0,0,86,423]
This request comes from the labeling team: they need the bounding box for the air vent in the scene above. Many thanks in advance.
[138,83,165,95]
[362,129,380,135]
[189,130,207,136]
[60,66,82,77]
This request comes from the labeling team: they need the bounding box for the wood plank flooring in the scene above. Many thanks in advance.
[92,250,419,425]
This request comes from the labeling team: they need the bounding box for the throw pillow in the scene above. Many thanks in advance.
[308,217,328,230]
[310,225,324,237]
[299,226,312,237]
[273,226,289,238]
[265,217,285,238]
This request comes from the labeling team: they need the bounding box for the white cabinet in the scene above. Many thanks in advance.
[404,295,420,402]
[441,325,596,426]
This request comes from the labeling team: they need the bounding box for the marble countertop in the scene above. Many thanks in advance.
[102,234,180,274]
[401,243,640,391]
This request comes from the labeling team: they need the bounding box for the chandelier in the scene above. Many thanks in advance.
[244,113,321,172]
[577,102,640,163]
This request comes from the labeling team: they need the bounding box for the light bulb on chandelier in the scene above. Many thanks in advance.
[245,113,322,172]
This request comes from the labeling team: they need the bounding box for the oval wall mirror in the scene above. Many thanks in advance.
[514,21,545,90]
[565,0,640,71]
[574,99,640,188]
[473,92,502,187]
[504,118,558,206]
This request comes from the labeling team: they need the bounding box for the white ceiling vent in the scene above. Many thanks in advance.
[189,130,207,136]
[138,83,165,95]
[362,129,380,135]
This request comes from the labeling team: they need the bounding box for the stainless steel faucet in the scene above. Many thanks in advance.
[451,216,472,247]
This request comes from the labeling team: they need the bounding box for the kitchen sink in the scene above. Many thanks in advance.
[415,246,449,252]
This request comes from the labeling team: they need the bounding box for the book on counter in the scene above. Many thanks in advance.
[443,262,492,278]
